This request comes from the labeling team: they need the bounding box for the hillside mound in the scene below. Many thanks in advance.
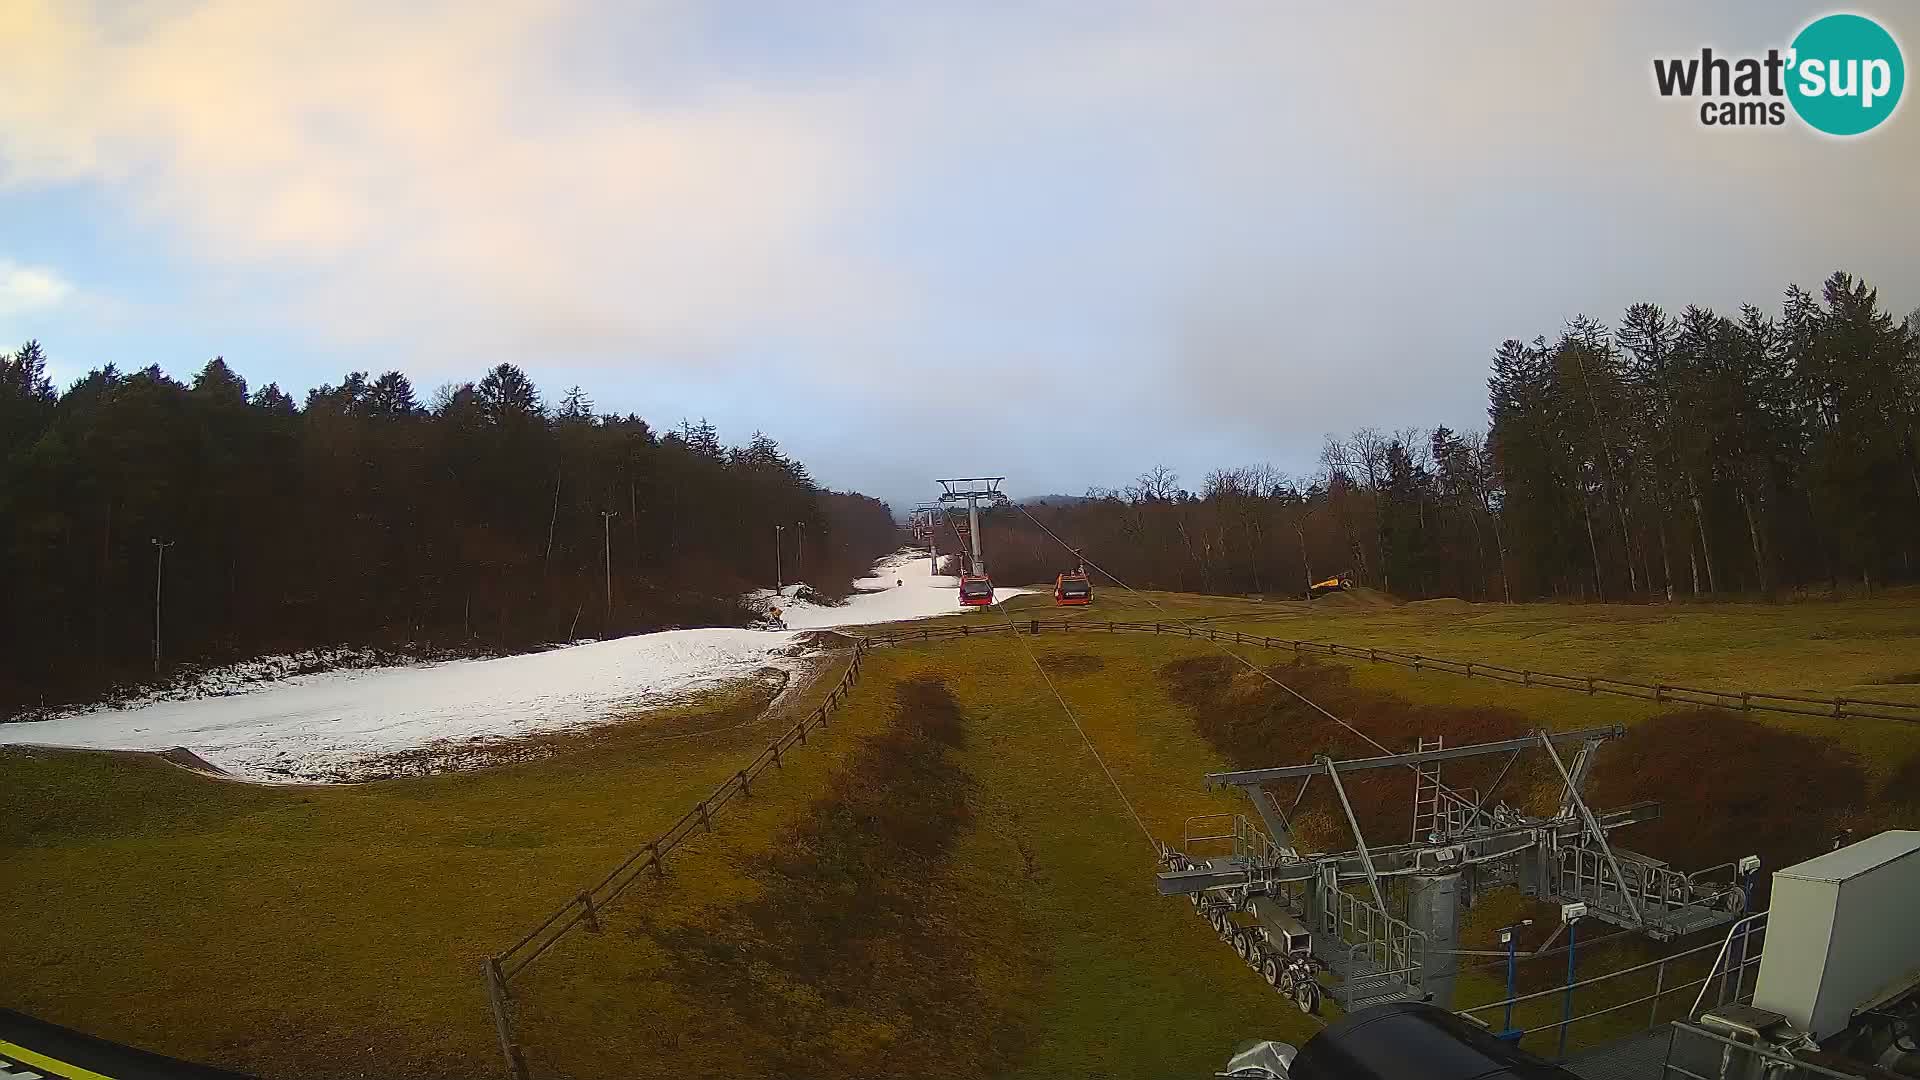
[1312,587,1398,609]
[1406,597,1475,612]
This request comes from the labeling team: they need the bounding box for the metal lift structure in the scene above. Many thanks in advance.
[1157,728,1754,1014]
[936,477,1007,578]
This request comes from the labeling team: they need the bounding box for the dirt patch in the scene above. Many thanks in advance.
[1407,597,1475,611]
[1037,651,1105,677]
[1872,670,1920,685]
[1587,711,1867,885]
[1162,656,1546,849]
[1311,587,1399,609]
[648,676,1031,1079]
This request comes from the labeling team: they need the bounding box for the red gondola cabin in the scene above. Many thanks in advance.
[958,575,995,606]
[1055,572,1092,605]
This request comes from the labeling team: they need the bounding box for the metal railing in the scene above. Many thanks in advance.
[856,619,1920,728]
[1691,912,1769,1018]
[1458,915,1767,1056]
[1663,1020,1864,1080]
[1183,813,1289,865]
[1325,886,1425,992]
[483,638,873,1079]
[1557,842,1743,918]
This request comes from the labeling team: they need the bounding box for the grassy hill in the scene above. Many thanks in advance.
[6,590,1920,1078]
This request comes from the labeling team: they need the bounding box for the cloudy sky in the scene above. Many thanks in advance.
[3,1,1915,509]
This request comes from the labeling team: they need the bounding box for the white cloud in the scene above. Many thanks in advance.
[0,259,73,317]
[0,0,1913,434]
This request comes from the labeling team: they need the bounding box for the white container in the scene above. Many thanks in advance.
[1752,830,1920,1040]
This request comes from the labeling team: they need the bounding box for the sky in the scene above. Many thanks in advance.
[3,2,1916,512]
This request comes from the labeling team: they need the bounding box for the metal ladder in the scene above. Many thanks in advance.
[1411,736,1445,842]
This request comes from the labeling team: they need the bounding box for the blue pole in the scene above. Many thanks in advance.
[1559,921,1578,1060]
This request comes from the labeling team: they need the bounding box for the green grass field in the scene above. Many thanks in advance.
[6,590,1920,1078]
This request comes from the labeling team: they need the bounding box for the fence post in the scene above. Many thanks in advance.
[485,958,532,1080]
[737,768,752,797]
[1465,662,1473,678]
[578,891,601,933]
[1650,960,1666,1027]
[698,800,712,832]
[1833,698,1844,718]
[1413,655,1423,671]
[1740,692,1750,712]
[1655,685,1665,702]
[1030,619,1039,635]
[1586,677,1595,695]
[1523,670,1531,687]
[649,842,665,879]
[1156,622,1163,634]
[1294,640,1302,658]
[771,741,783,768]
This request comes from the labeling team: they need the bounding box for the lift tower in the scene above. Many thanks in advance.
[936,477,1007,577]
[1159,728,1755,1012]
[910,504,945,574]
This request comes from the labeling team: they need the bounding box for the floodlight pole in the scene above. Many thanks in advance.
[601,511,618,626]
[151,537,175,672]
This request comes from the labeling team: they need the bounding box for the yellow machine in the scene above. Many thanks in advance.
[1308,574,1353,599]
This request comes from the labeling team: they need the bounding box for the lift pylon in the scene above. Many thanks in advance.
[935,477,1007,577]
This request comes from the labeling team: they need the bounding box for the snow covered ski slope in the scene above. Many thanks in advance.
[2,550,1020,783]
[2,629,807,782]
[747,548,1026,629]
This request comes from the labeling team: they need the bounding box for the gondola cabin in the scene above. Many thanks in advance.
[1055,572,1092,605]
[958,574,995,606]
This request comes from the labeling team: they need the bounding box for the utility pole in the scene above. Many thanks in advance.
[601,511,618,628]
[151,537,175,672]
[774,524,786,591]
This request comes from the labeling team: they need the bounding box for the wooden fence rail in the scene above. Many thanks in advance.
[857,617,1920,728]
[485,638,874,1079]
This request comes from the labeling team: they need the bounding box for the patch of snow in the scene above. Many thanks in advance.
[1,629,811,783]
[746,548,1028,629]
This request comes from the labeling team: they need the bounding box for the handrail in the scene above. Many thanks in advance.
[1690,910,1769,1018]
[1665,1021,1862,1080]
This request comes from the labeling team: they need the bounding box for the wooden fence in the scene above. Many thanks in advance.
[858,618,1920,726]
[484,638,872,1079]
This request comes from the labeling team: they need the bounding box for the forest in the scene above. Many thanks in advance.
[982,272,1920,603]
[0,354,897,712]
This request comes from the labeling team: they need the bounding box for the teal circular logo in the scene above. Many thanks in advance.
[1787,14,1904,135]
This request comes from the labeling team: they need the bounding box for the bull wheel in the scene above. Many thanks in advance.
[1209,910,1227,934]
[1232,929,1252,961]
[1294,979,1321,1015]
[1262,955,1282,988]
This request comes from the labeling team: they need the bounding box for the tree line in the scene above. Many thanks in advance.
[980,272,1920,602]
[0,351,896,712]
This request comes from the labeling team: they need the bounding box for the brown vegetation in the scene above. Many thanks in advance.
[642,676,1032,1079]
